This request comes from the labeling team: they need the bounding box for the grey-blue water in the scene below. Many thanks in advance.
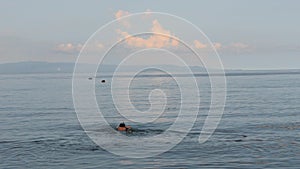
[0,71,300,168]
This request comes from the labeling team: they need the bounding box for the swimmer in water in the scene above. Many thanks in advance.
[117,122,131,132]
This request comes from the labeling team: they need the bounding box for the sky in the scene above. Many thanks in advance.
[0,0,299,69]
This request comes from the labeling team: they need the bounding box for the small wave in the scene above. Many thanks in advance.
[0,140,18,144]
[129,128,165,136]
[256,122,300,130]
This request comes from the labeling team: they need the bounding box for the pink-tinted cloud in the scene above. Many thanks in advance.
[55,43,82,54]
[230,42,249,49]
[213,42,222,49]
[115,10,130,19]
[117,19,179,48]
[114,10,131,28]
[55,41,104,54]
[193,41,251,52]
[194,40,207,49]
[194,40,223,50]
[93,41,104,49]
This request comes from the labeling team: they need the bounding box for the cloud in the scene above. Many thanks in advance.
[143,9,152,18]
[193,41,251,52]
[117,19,179,48]
[226,42,252,54]
[113,10,250,54]
[93,41,104,49]
[211,42,252,55]
[114,10,131,28]
[213,42,222,49]
[229,42,249,49]
[194,40,223,50]
[55,43,83,54]
[194,40,207,49]
[115,10,130,19]
[55,41,104,54]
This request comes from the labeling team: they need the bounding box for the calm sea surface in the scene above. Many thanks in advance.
[0,71,300,168]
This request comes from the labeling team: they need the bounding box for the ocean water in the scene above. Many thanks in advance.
[0,71,300,168]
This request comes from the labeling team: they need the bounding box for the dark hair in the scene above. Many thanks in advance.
[119,122,125,127]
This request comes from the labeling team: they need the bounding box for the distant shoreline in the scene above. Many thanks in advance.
[0,61,299,75]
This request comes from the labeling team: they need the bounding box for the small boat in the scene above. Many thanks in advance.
[117,122,132,132]
[88,77,93,80]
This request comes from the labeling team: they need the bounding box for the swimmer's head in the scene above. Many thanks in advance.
[119,122,125,127]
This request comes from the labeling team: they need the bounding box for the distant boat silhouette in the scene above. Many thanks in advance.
[88,77,93,80]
